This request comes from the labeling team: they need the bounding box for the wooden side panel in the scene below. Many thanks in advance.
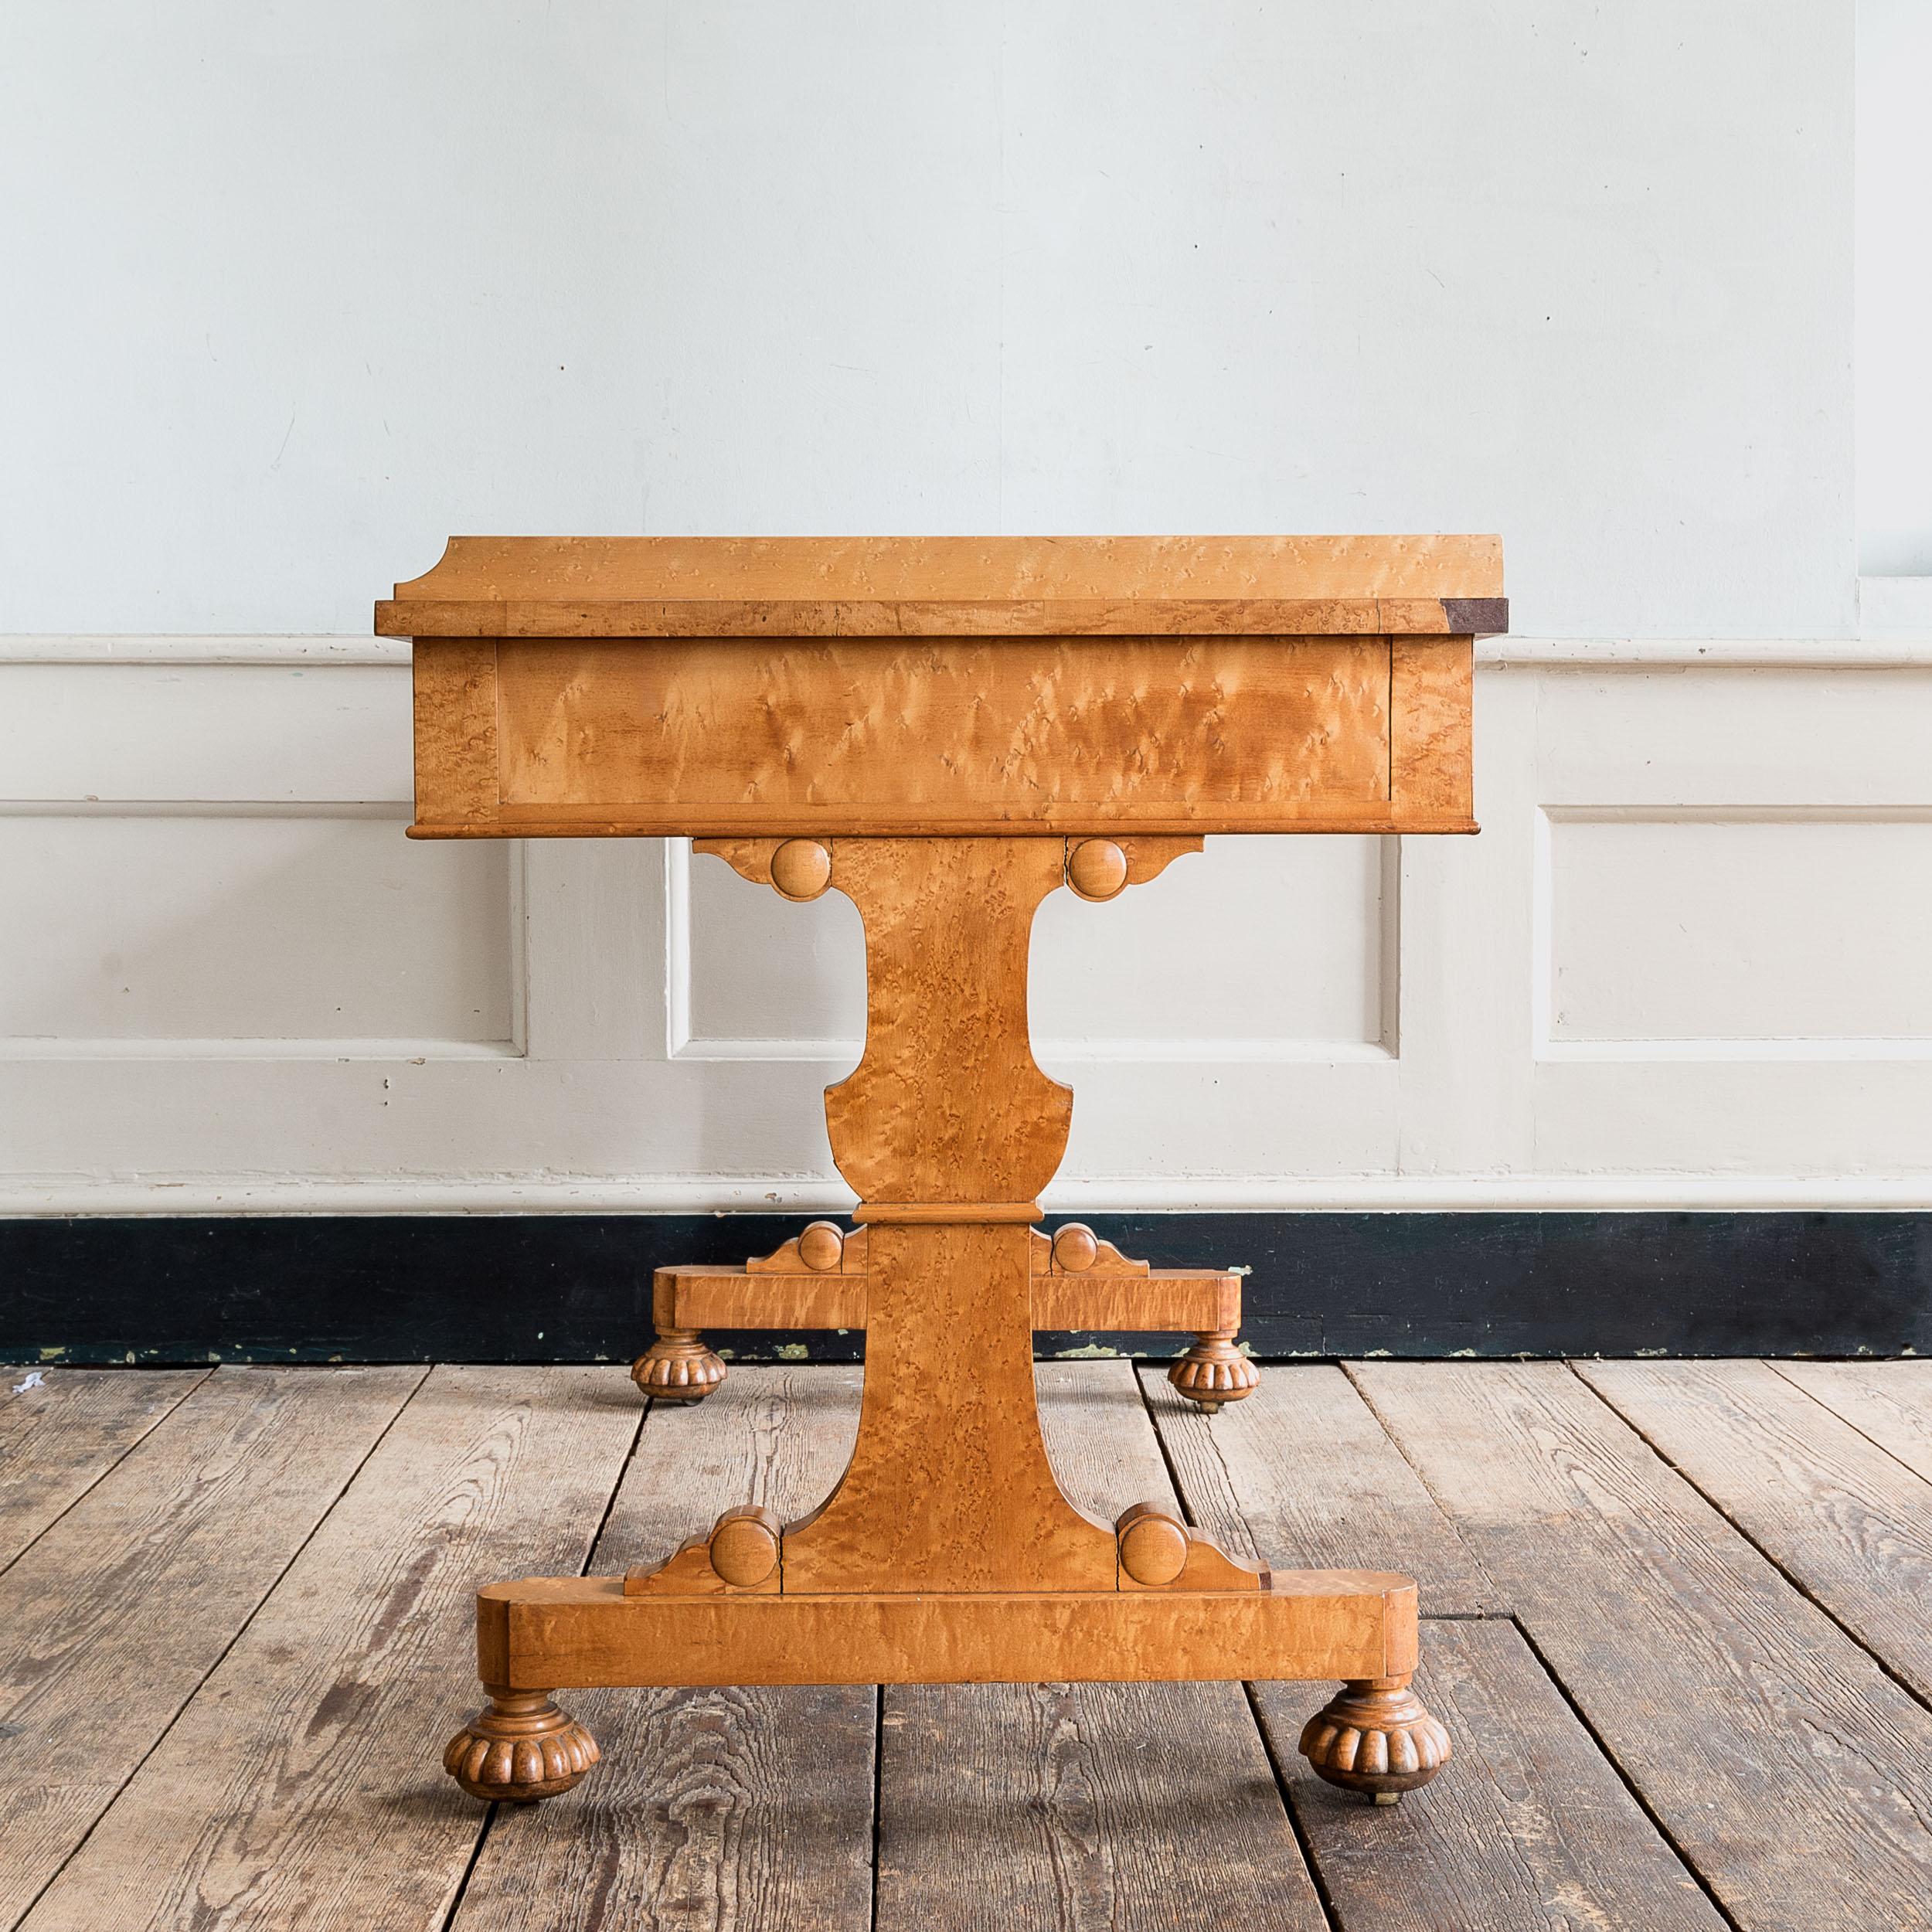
[492,635,1393,833]
[1389,635,1475,826]
[410,639,499,829]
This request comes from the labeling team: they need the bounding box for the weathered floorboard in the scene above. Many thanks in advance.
[1267,1622,1726,1932]
[1148,1365,1720,1929]
[20,1367,636,1932]
[1581,1359,1932,1701]
[0,1366,421,1930]
[1354,1361,1932,1931]
[0,1367,209,1573]
[1140,1362,1498,1614]
[876,1362,1327,1932]
[453,1366,876,1932]
[1774,1358,1932,1482]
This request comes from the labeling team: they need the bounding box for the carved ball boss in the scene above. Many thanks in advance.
[380,534,1505,1807]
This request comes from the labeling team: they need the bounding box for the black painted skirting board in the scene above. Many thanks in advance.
[3,1212,1929,1364]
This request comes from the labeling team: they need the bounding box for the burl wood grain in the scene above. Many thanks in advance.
[411,641,499,826]
[782,1222,1120,1593]
[481,1573,1413,1689]
[821,838,1070,1206]
[492,636,1393,832]
[393,536,1481,1758]
[378,533,1506,638]
[1389,638,1475,821]
[764,838,1112,1592]
[402,532,1488,836]
[651,1263,1238,1335]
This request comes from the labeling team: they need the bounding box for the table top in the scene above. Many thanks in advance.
[376,534,1506,639]
[396,534,1495,839]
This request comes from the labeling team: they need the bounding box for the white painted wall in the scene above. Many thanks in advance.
[1859,0,1932,573]
[3,2,1926,1214]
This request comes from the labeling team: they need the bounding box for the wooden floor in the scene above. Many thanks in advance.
[5,1360,1932,1930]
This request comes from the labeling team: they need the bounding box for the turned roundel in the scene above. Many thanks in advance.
[796,1220,846,1271]
[709,1506,781,1587]
[1051,1223,1100,1273]
[769,838,832,900]
[1066,838,1129,901]
[1116,1502,1191,1586]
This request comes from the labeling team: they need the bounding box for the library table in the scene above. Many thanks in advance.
[378,534,1505,1808]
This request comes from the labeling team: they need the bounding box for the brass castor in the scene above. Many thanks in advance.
[1299,1675,1450,1803]
[444,1687,600,1802]
[631,1328,726,1403]
[1168,1328,1260,1413]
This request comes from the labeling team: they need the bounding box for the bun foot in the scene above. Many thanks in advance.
[1168,1330,1259,1413]
[1300,1675,1450,1803]
[444,1688,600,1803]
[632,1328,726,1403]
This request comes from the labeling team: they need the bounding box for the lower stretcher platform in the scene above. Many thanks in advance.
[634,1219,1262,1413]
[477,1571,1420,1689]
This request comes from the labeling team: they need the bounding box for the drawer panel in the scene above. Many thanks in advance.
[481,636,1392,835]
[410,634,1474,837]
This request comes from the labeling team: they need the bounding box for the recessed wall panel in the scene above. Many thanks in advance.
[0,812,512,1046]
[1546,814,1932,1044]
[684,835,1386,1054]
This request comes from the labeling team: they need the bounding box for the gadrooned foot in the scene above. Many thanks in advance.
[631,1328,726,1403]
[444,1687,600,1802]
[1299,1675,1450,1802]
[1168,1329,1260,1413]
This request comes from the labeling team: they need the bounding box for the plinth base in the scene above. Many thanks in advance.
[448,1568,1447,1808]
[477,1569,1419,1690]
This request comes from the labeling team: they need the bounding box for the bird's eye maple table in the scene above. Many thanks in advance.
[377,533,1505,1809]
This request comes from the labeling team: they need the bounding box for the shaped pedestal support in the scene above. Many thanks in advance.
[446,835,1446,1806]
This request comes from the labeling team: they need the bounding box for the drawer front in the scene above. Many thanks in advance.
[412,635,1471,837]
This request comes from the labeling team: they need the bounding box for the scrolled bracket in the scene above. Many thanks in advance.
[1114,1500,1270,1593]
[694,836,833,901]
[625,1503,784,1598]
[1063,835,1204,901]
